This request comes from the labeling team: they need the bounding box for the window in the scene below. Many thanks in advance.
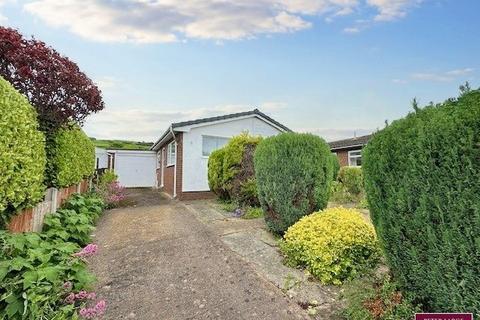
[202,135,230,156]
[167,141,176,166]
[348,150,362,167]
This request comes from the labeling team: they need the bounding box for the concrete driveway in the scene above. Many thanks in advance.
[90,189,309,320]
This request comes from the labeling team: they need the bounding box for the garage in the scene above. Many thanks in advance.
[108,150,157,188]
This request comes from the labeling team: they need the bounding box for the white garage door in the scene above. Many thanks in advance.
[112,150,157,188]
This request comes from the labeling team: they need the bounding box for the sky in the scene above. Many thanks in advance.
[1,0,479,142]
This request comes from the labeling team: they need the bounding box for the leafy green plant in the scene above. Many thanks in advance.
[243,207,264,219]
[341,274,421,320]
[43,194,104,246]
[363,87,480,313]
[0,232,95,319]
[46,126,95,188]
[0,76,46,226]
[254,133,333,234]
[97,170,118,188]
[338,167,363,195]
[280,207,379,285]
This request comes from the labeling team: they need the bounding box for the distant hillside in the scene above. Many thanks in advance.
[91,138,153,150]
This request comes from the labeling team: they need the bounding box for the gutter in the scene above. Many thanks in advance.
[170,126,177,198]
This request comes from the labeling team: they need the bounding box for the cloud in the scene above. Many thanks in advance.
[411,68,475,82]
[392,78,407,84]
[367,0,421,21]
[94,76,119,90]
[343,26,360,33]
[83,102,287,140]
[21,0,422,43]
[0,0,14,23]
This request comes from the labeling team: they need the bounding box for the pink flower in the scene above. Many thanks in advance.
[79,300,107,319]
[64,292,75,304]
[94,300,107,315]
[74,244,98,258]
[62,281,72,291]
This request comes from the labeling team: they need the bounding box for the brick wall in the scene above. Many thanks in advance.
[334,146,364,167]
[336,150,349,166]
[159,133,183,198]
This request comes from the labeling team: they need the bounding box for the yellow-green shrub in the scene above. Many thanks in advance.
[0,76,45,224]
[281,207,379,285]
[46,126,95,187]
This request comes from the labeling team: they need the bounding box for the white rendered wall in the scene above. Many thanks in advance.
[110,150,157,188]
[181,117,282,192]
[95,147,108,169]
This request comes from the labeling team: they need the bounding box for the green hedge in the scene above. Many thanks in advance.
[254,133,333,234]
[0,77,46,224]
[47,127,95,188]
[363,88,480,313]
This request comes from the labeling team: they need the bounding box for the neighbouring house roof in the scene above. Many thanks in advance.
[150,108,291,151]
[328,134,372,151]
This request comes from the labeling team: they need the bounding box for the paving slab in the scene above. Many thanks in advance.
[183,200,342,320]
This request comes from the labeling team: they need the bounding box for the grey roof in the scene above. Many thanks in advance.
[328,134,372,150]
[151,108,290,151]
[171,109,291,132]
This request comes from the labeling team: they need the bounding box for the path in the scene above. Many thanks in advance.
[90,189,309,320]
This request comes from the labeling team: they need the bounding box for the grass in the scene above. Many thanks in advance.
[91,138,153,150]
[340,272,421,320]
[217,199,264,219]
[243,206,264,219]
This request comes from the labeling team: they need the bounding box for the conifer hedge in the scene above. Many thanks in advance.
[254,133,333,234]
[363,88,480,313]
[46,127,95,188]
[0,77,45,223]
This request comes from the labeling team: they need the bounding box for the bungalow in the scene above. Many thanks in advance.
[329,134,372,167]
[150,109,290,200]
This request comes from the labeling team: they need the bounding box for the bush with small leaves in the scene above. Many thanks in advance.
[363,87,480,313]
[280,207,379,285]
[254,133,333,234]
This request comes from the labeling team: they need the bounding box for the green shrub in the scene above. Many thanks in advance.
[46,126,95,188]
[342,273,421,320]
[0,76,46,225]
[338,167,363,195]
[363,88,480,313]
[254,133,333,234]
[98,170,118,187]
[222,133,262,206]
[330,153,340,181]
[208,148,228,199]
[280,207,379,285]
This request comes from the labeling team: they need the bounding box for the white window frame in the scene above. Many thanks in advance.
[348,150,362,167]
[201,135,230,157]
[167,141,176,167]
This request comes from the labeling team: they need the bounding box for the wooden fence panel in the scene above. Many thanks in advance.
[6,179,90,233]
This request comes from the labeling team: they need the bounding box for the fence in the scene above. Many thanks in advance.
[7,179,90,233]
